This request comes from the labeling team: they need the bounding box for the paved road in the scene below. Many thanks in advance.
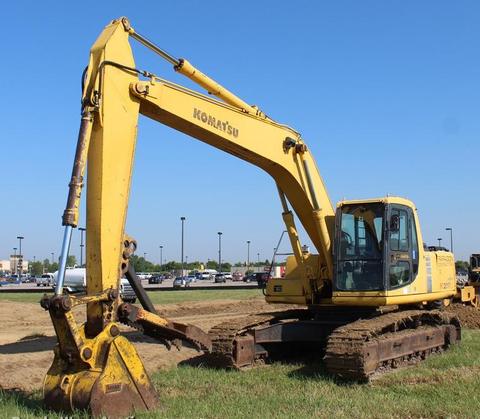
[0,279,259,293]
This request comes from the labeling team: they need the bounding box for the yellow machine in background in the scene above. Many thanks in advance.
[457,254,480,307]
[42,17,465,416]
[470,254,480,284]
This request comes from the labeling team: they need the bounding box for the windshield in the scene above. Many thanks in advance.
[336,203,385,291]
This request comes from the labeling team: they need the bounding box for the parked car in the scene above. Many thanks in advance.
[214,273,226,283]
[222,272,233,280]
[243,272,269,287]
[187,274,197,283]
[148,275,164,284]
[173,276,192,289]
[36,273,54,287]
[9,274,21,283]
[232,271,243,281]
[197,270,217,280]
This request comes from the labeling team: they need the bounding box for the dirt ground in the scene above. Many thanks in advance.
[0,297,289,392]
[0,299,479,392]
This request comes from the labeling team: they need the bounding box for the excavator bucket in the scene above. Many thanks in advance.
[41,288,211,417]
[42,298,160,417]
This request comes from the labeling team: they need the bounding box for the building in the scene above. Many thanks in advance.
[0,256,29,274]
[0,260,11,273]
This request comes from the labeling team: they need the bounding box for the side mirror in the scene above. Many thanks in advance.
[390,214,400,232]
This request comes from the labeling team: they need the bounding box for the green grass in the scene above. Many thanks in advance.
[0,292,49,303]
[147,288,262,305]
[2,330,480,418]
[0,288,263,305]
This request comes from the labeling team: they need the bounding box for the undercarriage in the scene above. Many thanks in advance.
[208,307,461,381]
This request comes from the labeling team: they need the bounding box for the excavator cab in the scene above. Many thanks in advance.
[332,197,456,307]
[334,201,386,293]
[333,198,423,305]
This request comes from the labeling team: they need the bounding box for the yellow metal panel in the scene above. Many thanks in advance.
[84,20,140,331]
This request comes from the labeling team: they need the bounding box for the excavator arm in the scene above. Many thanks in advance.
[42,17,336,416]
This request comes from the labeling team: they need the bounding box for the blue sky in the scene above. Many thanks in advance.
[0,1,478,264]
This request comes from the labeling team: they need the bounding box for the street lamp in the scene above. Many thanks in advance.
[437,238,442,248]
[445,228,453,253]
[218,232,222,273]
[51,252,54,264]
[79,227,86,267]
[143,252,147,273]
[181,217,186,275]
[17,236,24,275]
[246,240,251,269]
[13,247,17,276]
[257,252,260,265]
[159,246,163,270]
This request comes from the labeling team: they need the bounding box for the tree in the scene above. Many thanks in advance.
[455,260,469,271]
[67,255,77,267]
[43,258,51,273]
[162,261,181,271]
[30,261,43,276]
[220,262,232,272]
[206,260,219,270]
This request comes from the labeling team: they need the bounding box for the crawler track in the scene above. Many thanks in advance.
[208,309,461,380]
[324,310,461,381]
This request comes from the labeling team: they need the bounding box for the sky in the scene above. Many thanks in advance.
[0,0,478,265]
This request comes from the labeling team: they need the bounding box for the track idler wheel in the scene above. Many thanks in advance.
[43,324,159,416]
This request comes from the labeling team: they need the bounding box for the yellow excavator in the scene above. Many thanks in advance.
[41,17,467,416]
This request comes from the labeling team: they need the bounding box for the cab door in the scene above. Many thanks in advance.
[387,205,412,289]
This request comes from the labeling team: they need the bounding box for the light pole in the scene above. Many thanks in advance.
[257,252,260,264]
[17,236,24,276]
[51,252,54,264]
[445,228,453,253]
[181,217,186,275]
[143,252,147,272]
[159,245,163,270]
[246,240,251,270]
[13,247,17,276]
[437,238,442,248]
[79,227,86,267]
[218,232,222,273]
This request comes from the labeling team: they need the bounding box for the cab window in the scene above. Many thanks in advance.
[410,211,419,275]
[390,209,408,252]
[389,261,410,287]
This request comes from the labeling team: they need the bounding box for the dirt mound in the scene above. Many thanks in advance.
[0,298,298,392]
[446,303,480,329]
[156,298,293,319]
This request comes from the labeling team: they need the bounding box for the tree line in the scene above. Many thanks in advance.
[26,254,274,276]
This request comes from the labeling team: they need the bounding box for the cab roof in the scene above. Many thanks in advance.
[336,196,416,209]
